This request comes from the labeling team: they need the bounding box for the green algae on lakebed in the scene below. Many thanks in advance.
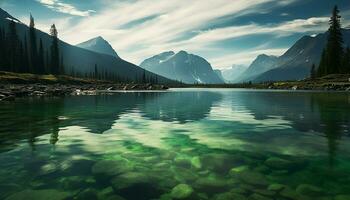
[0,89,349,200]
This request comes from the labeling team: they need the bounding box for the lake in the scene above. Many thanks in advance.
[0,88,349,200]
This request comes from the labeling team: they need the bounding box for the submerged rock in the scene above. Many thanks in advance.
[238,171,269,186]
[335,195,350,200]
[191,156,202,169]
[170,184,194,199]
[264,157,293,170]
[214,192,247,200]
[5,189,70,200]
[248,193,273,200]
[195,174,228,192]
[229,165,250,176]
[174,156,192,168]
[111,172,151,191]
[267,183,286,191]
[296,184,323,196]
[75,188,98,200]
[91,159,132,177]
[253,189,275,197]
[279,187,298,200]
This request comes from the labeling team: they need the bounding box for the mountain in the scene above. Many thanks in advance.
[236,54,279,82]
[76,36,119,58]
[213,70,225,82]
[140,51,224,84]
[221,64,248,82]
[252,29,350,82]
[0,8,175,84]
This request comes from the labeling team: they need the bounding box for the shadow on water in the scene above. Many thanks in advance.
[0,90,350,200]
[234,91,350,167]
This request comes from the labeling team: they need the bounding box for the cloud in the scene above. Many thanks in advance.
[180,17,329,45]
[36,0,95,16]
[33,0,329,68]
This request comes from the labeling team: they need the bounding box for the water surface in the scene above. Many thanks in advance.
[0,89,349,200]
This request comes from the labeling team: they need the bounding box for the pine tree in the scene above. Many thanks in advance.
[38,38,45,74]
[29,14,38,73]
[142,69,146,83]
[50,24,60,75]
[0,27,5,70]
[343,47,350,73]
[326,5,344,74]
[45,50,49,74]
[23,34,29,73]
[310,64,316,79]
[6,20,20,72]
[94,64,98,79]
[318,49,328,76]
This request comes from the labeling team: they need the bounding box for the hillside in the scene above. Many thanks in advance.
[140,51,224,84]
[0,8,175,84]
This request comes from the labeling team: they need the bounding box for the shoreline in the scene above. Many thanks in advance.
[0,83,169,101]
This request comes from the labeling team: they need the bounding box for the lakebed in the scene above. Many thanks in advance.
[0,89,349,200]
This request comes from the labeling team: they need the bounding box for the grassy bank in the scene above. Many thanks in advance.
[0,71,108,84]
[181,74,350,91]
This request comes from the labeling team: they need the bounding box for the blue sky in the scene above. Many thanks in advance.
[1,0,350,69]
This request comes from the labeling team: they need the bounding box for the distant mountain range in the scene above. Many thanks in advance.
[140,51,224,84]
[237,29,350,82]
[0,8,175,84]
[76,36,119,58]
[221,64,248,82]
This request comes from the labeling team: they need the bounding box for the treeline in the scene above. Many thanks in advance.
[0,15,159,84]
[0,15,63,75]
[310,6,350,78]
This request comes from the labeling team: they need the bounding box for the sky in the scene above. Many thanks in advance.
[1,0,350,69]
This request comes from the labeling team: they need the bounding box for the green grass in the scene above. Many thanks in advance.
[0,71,108,84]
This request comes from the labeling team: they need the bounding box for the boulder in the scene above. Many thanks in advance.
[248,193,273,200]
[214,192,247,200]
[195,174,228,192]
[170,184,194,199]
[296,184,323,196]
[111,172,151,191]
[279,187,298,200]
[75,188,98,200]
[238,171,269,186]
[91,159,132,177]
[191,156,202,169]
[267,183,286,191]
[5,189,70,200]
[264,157,293,170]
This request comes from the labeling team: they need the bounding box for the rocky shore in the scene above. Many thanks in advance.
[0,83,169,101]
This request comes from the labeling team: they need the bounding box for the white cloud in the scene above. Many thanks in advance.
[32,0,329,68]
[37,0,95,16]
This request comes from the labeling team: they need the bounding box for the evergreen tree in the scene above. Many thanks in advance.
[142,69,146,83]
[343,47,350,73]
[29,14,38,73]
[6,20,20,72]
[38,38,45,74]
[60,55,64,75]
[310,63,316,79]
[318,49,328,76]
[0,27,5,70]
[94,64,98,79]
[45,50,49,74]
[23,34,29,73]
[326,5,343,74]
[50,24,60,75]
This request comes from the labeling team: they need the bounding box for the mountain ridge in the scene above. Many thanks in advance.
[0,8,176,84]
[140,51,224,84]
[76,36,120,58]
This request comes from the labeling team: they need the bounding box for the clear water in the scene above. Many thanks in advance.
[0,89,349,200]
